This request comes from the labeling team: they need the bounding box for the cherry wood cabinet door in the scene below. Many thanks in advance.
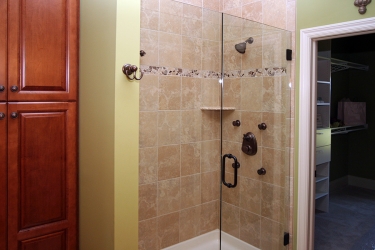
[8,102,77,250]
[0,103,7,250]
[8,0,78,102]
[0,0,6,102]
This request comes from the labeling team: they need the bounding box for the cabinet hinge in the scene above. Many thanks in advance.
[284,232,290,246]
[286,49,292,61]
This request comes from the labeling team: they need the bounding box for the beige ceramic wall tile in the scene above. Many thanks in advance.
[222,110,242,143]
[203,0,220,11]
[262,147,285,187]
[141,29,159,66]
[201,170,220,202]
[260,217,284,249]
[158,111,181,146]
[140,75,159,111]
[202,40,221,72]
[179,206,201,241]
[140,111,158,148]
[182,17,203,38]
[223,78,241,109]
[139,147,158,185]
[159,75,181,110]
[158,145,180,180]
[160,12,182,34]
[262,32,282,68]
[200,201,219,233]
[183,3,203,19]
[221,202,240,237]
[158,212,180,248]
[286,0,296,32]
[262,76,285,113]
[239,177,261,214]
[181,174,201,208]
[223,7,242,17]
[200,140,220,172]
[262,112,286,149]
[141,9,159,31]
[139,218,158,250]
[202,9,222,41]
[239,148,262,180]
[141,0,160,11]
[240,77,263,111]
[181,110,202,143]
[181,142,201,176]
[175,0,203,7]
[182,36,203,70]
[160,0,183,15]
[158,178,181,215]
[139,183,158,220]
[262,0,286,30]
[159,32,182,68]
[201,111,220,140]
[223,0,241,10]
[242,2,262,23]
[201,78,220,108]
[222,173,240,206]
[223,42,242,71]
[239,209,261,247]
[261,182,285,223]
[181,77,202,110]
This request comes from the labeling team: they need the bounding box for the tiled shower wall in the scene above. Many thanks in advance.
[139,0,295,249]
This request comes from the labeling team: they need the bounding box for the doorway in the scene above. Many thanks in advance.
[297,17,375,249]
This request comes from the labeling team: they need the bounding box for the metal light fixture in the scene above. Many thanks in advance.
[354,0,371,14]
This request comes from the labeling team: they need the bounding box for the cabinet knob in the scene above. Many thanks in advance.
[0,112,5,119]
[0,85,4,92]
[10,86,18,92]
[10,112,18,119]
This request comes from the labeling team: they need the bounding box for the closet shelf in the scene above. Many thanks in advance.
[331,124,368,135]
[319,56,369,73]
[200,107,235,111]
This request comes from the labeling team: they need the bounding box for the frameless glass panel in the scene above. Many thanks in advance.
[220,13,292,250]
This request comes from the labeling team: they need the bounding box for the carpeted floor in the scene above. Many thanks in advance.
[314,185,375,250]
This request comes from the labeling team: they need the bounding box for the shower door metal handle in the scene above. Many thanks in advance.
[222,154,240,188]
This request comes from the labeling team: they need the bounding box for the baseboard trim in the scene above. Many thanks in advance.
[349,175,375,191]
[330,176,348,193]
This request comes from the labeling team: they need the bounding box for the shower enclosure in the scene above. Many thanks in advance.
[139,2,292,249]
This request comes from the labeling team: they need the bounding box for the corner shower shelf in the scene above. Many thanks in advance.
[331,124,368,135]
[318,56,369,73]
[316,192,329,200]
[200,107,236,111]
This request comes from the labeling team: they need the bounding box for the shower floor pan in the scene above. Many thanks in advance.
[162,229,259,250]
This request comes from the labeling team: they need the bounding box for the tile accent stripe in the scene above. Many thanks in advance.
[141,65,287,78]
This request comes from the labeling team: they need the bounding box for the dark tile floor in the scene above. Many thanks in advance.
[314,185,375,250]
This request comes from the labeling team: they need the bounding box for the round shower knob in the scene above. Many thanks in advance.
[257,167,266,175]
[258,123,267,130]
[232,120,241,127]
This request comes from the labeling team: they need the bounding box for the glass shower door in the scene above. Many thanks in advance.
[220,13,292,249]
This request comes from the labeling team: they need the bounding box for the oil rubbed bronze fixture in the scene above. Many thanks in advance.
[234,37,254,54]
[241,132,257,156]
[354,0,371,14]
[122,50,146,80]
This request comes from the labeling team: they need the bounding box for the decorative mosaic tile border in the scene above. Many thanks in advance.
[140,65,287,79]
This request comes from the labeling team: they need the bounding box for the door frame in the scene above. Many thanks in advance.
[297,17,375,250]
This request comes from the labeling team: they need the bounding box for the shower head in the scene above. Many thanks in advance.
[235,37,254,54]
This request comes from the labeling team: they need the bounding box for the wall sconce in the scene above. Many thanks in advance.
[354,0,371,14]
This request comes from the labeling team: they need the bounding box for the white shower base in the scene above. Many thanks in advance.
[162,229,259,250]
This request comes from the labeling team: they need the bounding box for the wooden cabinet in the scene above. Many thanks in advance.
[7,0,78,102]
[0,0,78,249]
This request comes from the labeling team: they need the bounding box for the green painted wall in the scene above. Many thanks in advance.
[79,0,139,249]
